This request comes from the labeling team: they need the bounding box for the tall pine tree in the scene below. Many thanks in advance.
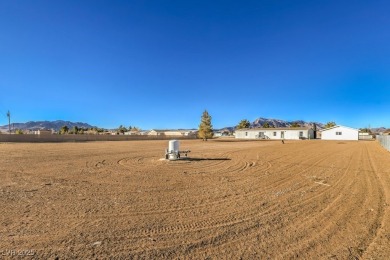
[237,119,250,129]
[198,110,214,141]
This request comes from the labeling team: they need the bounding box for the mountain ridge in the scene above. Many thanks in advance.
[217,118,324,131]
[251,117,324,129]
[1,118,388,133]
[0,120,96,132]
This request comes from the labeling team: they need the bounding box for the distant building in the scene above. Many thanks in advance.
[214,129,231,137]
[23,129,34,134]
[35,129,52,135]
[320,125,359,140]
[148,130,164,136]
[124,130,140,135]
[235,127,314,140]
[359,132,374,140]
[148,129,197,137]
[214,131,223,137]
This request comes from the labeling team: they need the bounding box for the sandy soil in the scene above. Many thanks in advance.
[1,139,390,259]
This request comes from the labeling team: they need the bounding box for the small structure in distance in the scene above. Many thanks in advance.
[34,129,53,135]
[165,140,191,160]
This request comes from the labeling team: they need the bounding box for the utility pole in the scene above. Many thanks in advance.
[6,110,10,134]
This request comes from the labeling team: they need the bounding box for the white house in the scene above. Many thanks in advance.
[320,125,359,140]
[34,129,53,135]
[359,132,374,140]
[213,129,231,137]
[124,130,140,135]
[235,127,314,140]
[148,129,197,137]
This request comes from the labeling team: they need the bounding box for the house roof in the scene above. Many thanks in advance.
[319,125,359,132]
[236,127,312,131]
[150,129,197,133]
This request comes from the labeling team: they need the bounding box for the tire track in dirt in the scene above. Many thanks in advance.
[95,144,360,257]
[360,142,389,258]
[138,144,369,258]
[37,144,347,256]
[276,146,369,258]
[78,146,342,220]
[4,140,390,259]
[187,146,359,258]
[198,142,385,259]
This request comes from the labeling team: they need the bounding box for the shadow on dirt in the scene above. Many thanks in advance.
[180,158,231,161]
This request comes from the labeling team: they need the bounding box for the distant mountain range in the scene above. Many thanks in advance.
[0,120,96,132]
[218,117,324,131]
[0,118,387,133]
[251,117,324,129]
[219,118,388,133]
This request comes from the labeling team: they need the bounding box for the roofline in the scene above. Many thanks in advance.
[319,125,359,132]
[150,129,197,132]
[235,127,313,131]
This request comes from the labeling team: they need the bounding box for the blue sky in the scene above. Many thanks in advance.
[0,0,389,129]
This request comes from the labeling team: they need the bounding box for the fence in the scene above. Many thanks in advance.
[358,135,374,140]
[0,134,197,143]
[377,135,390,152]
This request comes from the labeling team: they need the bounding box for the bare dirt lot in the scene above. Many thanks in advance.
[1,139,390,259]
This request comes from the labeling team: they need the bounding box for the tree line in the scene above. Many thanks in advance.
[8,110,338,138]
[58,125,141,135]
[197,111,339,140]
[236,119,336,129]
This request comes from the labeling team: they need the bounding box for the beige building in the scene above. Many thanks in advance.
[148,129,197,137]
[35,129,52,135]
[124,130,140,135]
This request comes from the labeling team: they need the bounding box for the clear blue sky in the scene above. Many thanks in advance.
[1,0,389,129]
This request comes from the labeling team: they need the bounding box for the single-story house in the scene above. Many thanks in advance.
[214,129,231,137]
[124,130,140,135]
[320,125,359,140]
[148,129,197,137]
[359,132,374,140]
[34,129,53,135]
[235,127,314,140]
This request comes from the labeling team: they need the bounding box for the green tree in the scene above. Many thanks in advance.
[291,122,300,127]
[237,119,250,129]
[324,121,336,129]
[360,128,372,134]
[262,122,271,128]
[15,129,24,134]
[117,125,127,134]
[198,110,214,141]
[72,126,79,134]
[60,125,69,135]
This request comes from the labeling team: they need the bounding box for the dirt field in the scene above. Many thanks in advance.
[1,139,390,259]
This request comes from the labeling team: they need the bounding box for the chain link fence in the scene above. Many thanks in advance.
[377,135,390,151]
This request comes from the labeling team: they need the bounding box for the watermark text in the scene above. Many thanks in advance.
[1,249,35,257]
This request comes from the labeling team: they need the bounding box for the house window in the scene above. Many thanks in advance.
[336,132,342,135]
[245,132,248,136]
[273,132,277,136]
[299,131,303,137]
